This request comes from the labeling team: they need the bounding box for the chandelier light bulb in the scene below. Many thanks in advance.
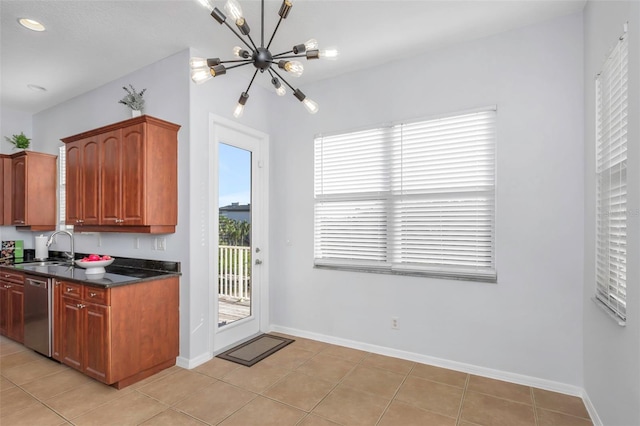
[233,46,242,57]
[197,0,215,13]
[303,98,319,114]
[304,39,318,50]
[233,92,249,118]
[191,68,213,84]
[280,60,303,77]
[189,57,208,69]
[233,103,245,118]
[224,0,244,21]
[271,77,286,96]
[319,48,339,60]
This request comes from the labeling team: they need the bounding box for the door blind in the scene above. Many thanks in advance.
[595,34,628,323]
[314,108,496,282]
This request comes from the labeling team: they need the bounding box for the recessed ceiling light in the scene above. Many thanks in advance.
[27,84,47,92]
[18,18,45,32]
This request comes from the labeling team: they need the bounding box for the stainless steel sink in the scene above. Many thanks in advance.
[18,260,72,267]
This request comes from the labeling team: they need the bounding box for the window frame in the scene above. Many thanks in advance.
[594,32,628,326]
[313,106,497,283]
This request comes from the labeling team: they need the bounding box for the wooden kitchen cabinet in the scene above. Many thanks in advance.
[0,154,12,225]
[62,115,180,233]
[54,277,179,388]
[59,282,110,381]
[0,269,24,343]
[10,151,57,231]
[66,137,100,226]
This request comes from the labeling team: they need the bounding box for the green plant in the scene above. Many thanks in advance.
[118,84,146,111]
[4,132,30,149]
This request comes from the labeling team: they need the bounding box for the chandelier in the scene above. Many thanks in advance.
[191,0,338,117]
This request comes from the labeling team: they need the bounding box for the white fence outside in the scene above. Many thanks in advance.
[218,245,251,300]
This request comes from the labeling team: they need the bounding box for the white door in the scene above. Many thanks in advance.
[210,115,269,352]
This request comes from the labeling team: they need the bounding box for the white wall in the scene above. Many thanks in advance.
[268,13,585,387]
[0,108,33,154]
[583,1,640,425]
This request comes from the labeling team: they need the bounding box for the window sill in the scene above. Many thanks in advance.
[314,263,497,284]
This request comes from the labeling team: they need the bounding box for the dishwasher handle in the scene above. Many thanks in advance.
[27,278,48,289]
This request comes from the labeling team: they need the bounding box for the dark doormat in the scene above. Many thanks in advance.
[217,334,294,367]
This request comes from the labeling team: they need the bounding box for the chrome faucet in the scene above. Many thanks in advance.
[46,230,75,261]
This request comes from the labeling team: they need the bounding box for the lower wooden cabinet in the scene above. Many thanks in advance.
[54,277,178,388]
[0,269,24,343]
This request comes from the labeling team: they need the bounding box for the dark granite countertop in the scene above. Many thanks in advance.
[1,250,180,288]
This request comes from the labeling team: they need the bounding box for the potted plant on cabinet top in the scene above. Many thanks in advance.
[119,84,146,117]
[4,132,31,150]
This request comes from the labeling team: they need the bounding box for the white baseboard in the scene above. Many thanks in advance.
[176,352,212,369]
[580,391,603,426]
[269,324,588,398]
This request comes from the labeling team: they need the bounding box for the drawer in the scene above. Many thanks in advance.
[84,286,109,305]
[61,282,83,299]
[0,270,24,285]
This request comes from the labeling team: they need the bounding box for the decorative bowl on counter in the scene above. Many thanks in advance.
[74,258,114,274]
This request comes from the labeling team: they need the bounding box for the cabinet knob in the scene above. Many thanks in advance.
[89,292,97,297]
[66,287,73,292]
[4,285,11,288]
[77,304,86,309]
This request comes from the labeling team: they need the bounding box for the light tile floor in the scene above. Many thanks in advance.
[0,334,593,425]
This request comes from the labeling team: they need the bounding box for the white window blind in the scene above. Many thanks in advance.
[595,34,628,324]
[314,108,496,282]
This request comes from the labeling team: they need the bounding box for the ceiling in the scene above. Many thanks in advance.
[1,0,586,114]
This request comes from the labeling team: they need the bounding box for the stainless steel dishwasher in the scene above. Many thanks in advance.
[24,275,53,357]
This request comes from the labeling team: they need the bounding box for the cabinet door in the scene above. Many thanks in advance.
[1,156,11,225]
[61,297,83,370]
[0,284,8,336]
[7,286,24,343]
[100,130,122,225]
[83,303,110,382]
[11,156,26,225]
[82,139,100,225]
[120,124,145,225]
[66,142,83,225]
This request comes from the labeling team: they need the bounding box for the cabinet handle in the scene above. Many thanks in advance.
[66,287,74,292]
[4,285,11,288]
[89,292,97,297]
[76,304,86,309]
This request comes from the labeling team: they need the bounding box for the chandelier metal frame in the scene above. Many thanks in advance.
[192,0,337,117]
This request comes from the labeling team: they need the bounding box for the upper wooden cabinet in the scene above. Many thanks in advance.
[10,151,58,231]
[62,115,180,233]
[0,154,11,225]
[66,136,100,226]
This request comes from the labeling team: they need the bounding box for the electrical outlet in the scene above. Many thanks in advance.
[157,237,166,251]
[391,317,399,330]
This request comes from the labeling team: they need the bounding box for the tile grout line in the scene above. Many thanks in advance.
[373,359,417,426]
[455,373,471,426]
[532,387,539,426]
